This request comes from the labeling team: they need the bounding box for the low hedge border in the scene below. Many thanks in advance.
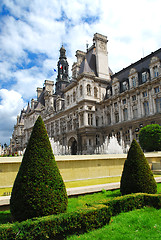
[0,193,161,239]
[0,205,111,239]
[103,193,161,216]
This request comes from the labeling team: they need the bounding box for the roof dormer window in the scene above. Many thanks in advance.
[142,72,147,83]
[153,66,159,78]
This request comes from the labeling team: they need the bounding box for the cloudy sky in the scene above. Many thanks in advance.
[0,0,161,146]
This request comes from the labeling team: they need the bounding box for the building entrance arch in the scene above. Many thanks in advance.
[68,137,77,155]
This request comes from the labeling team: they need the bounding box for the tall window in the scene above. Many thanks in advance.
[123,108,128,121]
[142,72,147,83]
[114,102,117,108]
[87,84,91,96]
[154,86,160,93]
[107,114,111,125]
[132,76,136,87]
[122,81,128,91]
[132,95,136,101]
[153,66,159,77]
[80,85,83,96]
[96,134,100,145]
[96,116,99,126]
[88,113,93,125]
[133,107,138,119]
[115,113,119,123]
[143,101,149,116]
[67,95,70,105]
[123,99,126,104]
[156,98,161,113]
[80,113,84,126]
[94,87,98,98]
[73,91,76,102]
[142,91,147,97]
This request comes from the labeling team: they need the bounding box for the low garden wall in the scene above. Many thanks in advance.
[0,152,161,196]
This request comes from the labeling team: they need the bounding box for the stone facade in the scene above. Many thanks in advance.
[10,33,161,155]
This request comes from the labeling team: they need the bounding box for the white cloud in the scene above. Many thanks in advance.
[0,89,25,144]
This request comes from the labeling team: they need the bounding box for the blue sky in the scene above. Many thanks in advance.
[0,0,161,145]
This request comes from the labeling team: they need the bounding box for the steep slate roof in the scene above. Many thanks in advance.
[26,102,31,114]
[79,45,97,76]
[112,48,161,82]
[36,89,45,107]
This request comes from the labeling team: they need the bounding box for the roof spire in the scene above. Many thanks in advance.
[86,40,89,52]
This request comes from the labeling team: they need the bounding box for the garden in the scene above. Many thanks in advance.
[0,119,161,239]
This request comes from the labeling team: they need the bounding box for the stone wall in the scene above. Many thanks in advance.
[0,152,161,195]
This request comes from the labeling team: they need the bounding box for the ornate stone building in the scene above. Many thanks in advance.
[10,33,161,155]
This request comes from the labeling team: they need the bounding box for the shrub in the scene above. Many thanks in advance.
[120,139,157,195]
[10,116,68,222]
[0,205,111,239]
[139,124,161,152]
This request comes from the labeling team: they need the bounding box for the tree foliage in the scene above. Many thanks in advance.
[139,124,161,152]
[10,116,68,222]
[120,139,157,195]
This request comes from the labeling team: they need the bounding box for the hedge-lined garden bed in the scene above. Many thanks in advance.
[1,193,161,239]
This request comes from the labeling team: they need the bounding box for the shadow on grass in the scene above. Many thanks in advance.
[0,210,12,224]
[104,189,121,199]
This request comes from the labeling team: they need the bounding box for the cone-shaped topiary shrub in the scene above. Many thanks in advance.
[10,116,68,222]
[120,139,157,195]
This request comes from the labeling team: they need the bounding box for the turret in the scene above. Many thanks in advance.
[55,46,69,95]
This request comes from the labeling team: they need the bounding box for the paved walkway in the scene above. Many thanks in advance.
[1,177,161,208]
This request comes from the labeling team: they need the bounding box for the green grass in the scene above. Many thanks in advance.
[67,207,161,240]
[1,183,161,225]
[65,176,121,188]
[0,210,12,224]
[65,175,160,188]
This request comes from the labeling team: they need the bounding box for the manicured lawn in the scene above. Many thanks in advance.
[65,176,121,188]
[1,183,161,225]
[65,175,161,188]
[67,207,161,240]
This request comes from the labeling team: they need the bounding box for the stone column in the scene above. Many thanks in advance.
[148,87,153,115]
[118,100,122,122]
[110,104,114,124]
[129,127,133,143]
[93,113,96,127]
[137,91,142,118]
[84,111,88,126]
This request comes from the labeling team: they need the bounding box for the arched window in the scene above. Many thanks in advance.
[94,87,98,98]
[80,85,83,96]
[87,84,91,96]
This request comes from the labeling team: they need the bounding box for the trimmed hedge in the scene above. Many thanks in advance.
[10,116,68,222]
[1,193,161,239]
[0,205,111,239]
[139,124,161,152]
[120,139,157,195]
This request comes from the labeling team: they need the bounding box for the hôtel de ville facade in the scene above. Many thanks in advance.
[11,33,161,155]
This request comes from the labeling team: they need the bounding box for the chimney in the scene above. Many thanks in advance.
[37,87,43,99]
[93,33,110,81]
